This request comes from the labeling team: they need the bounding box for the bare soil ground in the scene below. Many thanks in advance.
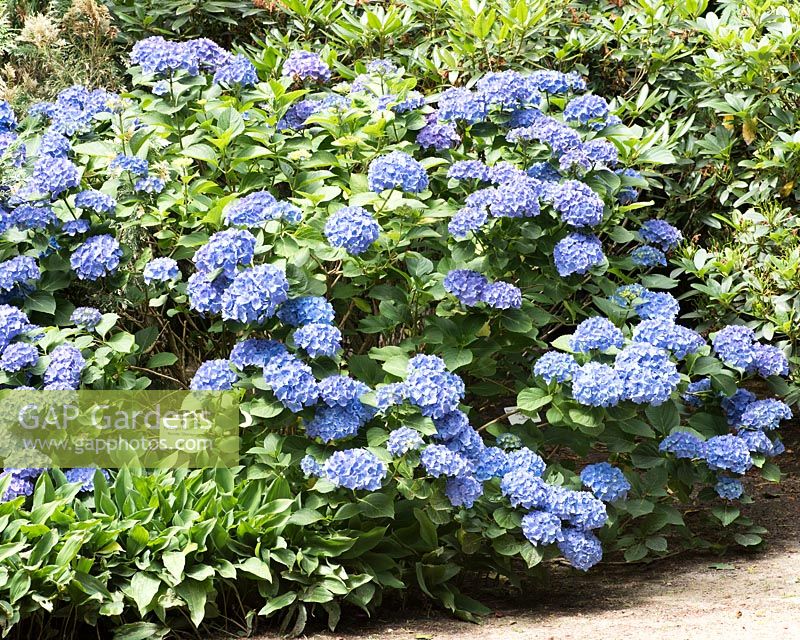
[252,427,800,640]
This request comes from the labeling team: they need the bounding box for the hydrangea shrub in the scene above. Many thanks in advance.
[0,37,791,634]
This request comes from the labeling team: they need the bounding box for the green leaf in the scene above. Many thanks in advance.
[107,332,137,354]
[624,499,655,518]
[175,580,208,627]
[146,352,178,368]
[761,461,781,482]
[113,622,169,640]
[624,543,648,562]
[130,573,160,614]
[711,505,740,527]
[237,557,273,582]
[259,591,297,616]
[517,388,552,414]
[734,533,762,547]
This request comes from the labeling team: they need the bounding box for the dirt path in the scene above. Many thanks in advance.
[253,433,800,640]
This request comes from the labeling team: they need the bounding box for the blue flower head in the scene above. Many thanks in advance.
[193,229,256,278]
[282,51,331,83]
[43,344,85,389]
[704,435,752,474]
[580,462,631,502]
[632,318,705,359]
[558,528,603,571]
[570,317,624,352]
[0,257,40,293]
[533,351,579,384]
[70,306,102,329]
[445,475,483,508]
[659,431,705,459]
[553,233,605,277]
[443,269,488,307]
[386,427,424,456]
[293,323,342,358]
[715,476,744,501]
[0,343,39,372]
[368,151,429,194]
[631,245,667,268]
[189,359,237,390]
[614,344,680,406]
[639,219,682,251]
[549,180,604,227]
[143,257,180,284]
[739,399,791,431]
[277,297,335,327]
[322,448,386,491]
[70,235,122,280]
[522,511,563,546]
[220,264,289,324]
[572,362,622,407]
[229,339,286,369]
[324,206,380,255]
[262,352,319,412]
[480,281,522,309]
[420,444,469,477]
[213,55,258,87]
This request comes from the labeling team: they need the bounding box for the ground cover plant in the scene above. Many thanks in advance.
[0,23,794,640]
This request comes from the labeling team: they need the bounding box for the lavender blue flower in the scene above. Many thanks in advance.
[134,176,165,194]
[0,257,39,292]
[420,444,469,477]
[277,297,335,327]
[571,318,624,354]
[262,352,319,412]
[189,359,237,390]
[213,54,258,86]
[549,180,604,227]
[193,229,256,278]
[480,281,522,309]
[448,206,488,239]
[416,113,460,150]
[563,94,610,125]
[0,343,38,372]
[437,87,488,124]
[75,190,116,214]
[386,427,424,456]
[704,435,752,474]
[506,447,546,476]
[631,245,667,268]
[186,272,230,315]
[522,511,563,545]
[739,399,791,431]
[553,233,605,277]
[715,476,744,500]
[721,388,757,425]
[293,323,342,358]
[659,431,705,459]
[500,470,549,508]
[682,377,711,407]
[445,475,483,508]
[32,156,80,196]
[322,448,386,491]
[533,351,579,383]
[220,264,289,324]
[443,269,488,307]
[614,344,680,406]
[324,206,380,255]
[448,160,490,182]
[580,463,630,502]
[750,344,789,377]
[639,220,682,251]
[282,51,331,83]
[43,344,85,389]
[547,487,608,530]
[70,307,102,329]
[70,235,122,280]
[632,318,705,359]
[368,151,429,193]
[229,339,286,369]
[64,467,109,492]
[712,325,756,370]
[572,362,623,407]
[489,178,540,218]
[558,528,603,571]
[301,455,322,477]
[110,154,148,176]
[10,204,56,230]
[143,257,180,284]
[474,447,509,481]
[405,357,465,419]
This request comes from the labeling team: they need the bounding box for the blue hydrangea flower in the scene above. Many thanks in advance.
[374,382,408,412]
[293,323,342,358]
[10,203,56,230]
[0,257,39,293]
[570,317,624,353]
[193,229,256,278]
[229,339,286,369]
[682,377,711,407]
[0,101,17,131]
[549,180,604,227]
[152,80,169,96]
[368,151,429,193]
[571,318,624,353]
[420,444,469,477]
[639,219,682,251]
[437,87,488,124]
[527,162,561,182]
[220,264,289,324]
[487,162,527,185]
[74,190,116,214]
[480,281,522,309]
[563,94,610,125]
[448,161,490,181]
[506,447,546,476]
[62,219,90,236]
[659,431,705,459]
[750,344,789,377]
[324,206,381,255]
[32,156,80,196]
[572,362,623,407]
[489,178,541,218]
[301,455,322,477]
[416,113,460,150]
[704,435,752,474]
[614,344,681,406]
[262,352,319,412]
[386,427,424,456]
[500,470,549,508]
[739,399,792,431]
[64,467,109,492]
[580,462,631,502]
[43,344,85,389]
[0,343,38,372]
[711,325,756,370]
[533,351,579,383]
[71,306,102,329]
[0,469,36,502]
[445,475,483,508]
[317,375,369,408]
[631,245,667,268]
[189,359,237,390]
[632,318,705,359]
[721,388,757,425]
[322,448,386,491]
[277,297,335,327]
[224,191,283,227]
[443,269,488,307]
[448,206,488,239]
[496,433,523,450]
[213,54,258,86]
[305,402,372,442]
[143,257,180,284]
[282,50,331,83]
[547,487,608,530]
[0,305,34,351]
[394,91,425,113]
[405,358,465,419]
[134,176,165,194]
[635,290,680,320]
[715,476,744,501]
[474,447,509,481]
[738,430,782,456]
[557,528,603,571]
[110,154,148,176]
[186,272,230,315]
[509,117,581,154]
[130,37,199,76]
[617,168,643,204]
[522,511,563,545]
[553,233,605,277]
[70,235,122,280]
[528,70,584,94]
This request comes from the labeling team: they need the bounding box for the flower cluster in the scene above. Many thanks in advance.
[712,325,789,377]
[324,206,381,255]
[368,151,429,194]
[443,269,521,309]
